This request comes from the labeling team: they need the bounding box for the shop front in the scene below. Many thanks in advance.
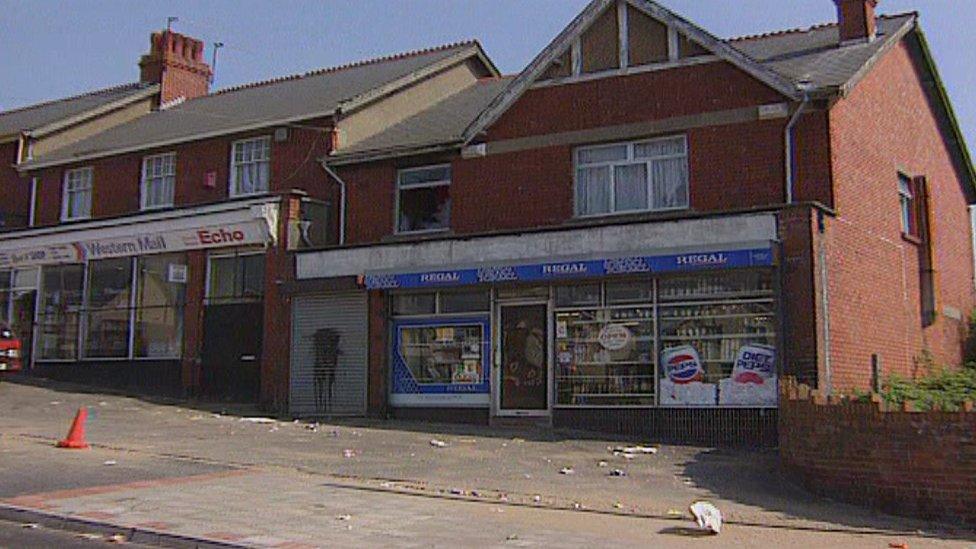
[0,197,279,398]
[295,212,783,443]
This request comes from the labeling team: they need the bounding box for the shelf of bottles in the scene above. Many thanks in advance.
[555,306,656,406]
[657,271,777,407]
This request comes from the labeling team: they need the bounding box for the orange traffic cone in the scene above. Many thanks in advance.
[56,407,90,449]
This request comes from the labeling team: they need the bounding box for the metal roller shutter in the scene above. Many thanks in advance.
[290,292,368,417]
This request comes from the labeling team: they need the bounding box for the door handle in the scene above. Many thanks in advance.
[240,355,256,361]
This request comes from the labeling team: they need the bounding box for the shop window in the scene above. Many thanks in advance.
[207,254,264,303]
[397,323,486,385]
[438,290,490,314]
[555,284,601,307]
[657,271,776,407]
[134,254,186,358]
[899,173,916,236]
[391,293,436,316]
[84,258,133,359]
[575,136,688,217]
[141,153,176,210]
[37,264,84,360]
[62,167,93,221]
[605,281,653,304]
[230,136,271,196]
[396,165,451,233]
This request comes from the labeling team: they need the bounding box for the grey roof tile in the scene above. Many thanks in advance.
[729,14,916,90]
[333,76,514,160]
[25,42,478,167]
[0,82,154,137]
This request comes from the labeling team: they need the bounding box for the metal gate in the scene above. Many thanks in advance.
[290,292,368,416]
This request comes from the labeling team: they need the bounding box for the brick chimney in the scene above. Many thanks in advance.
[139,30,212,104]
[835,0,878,43]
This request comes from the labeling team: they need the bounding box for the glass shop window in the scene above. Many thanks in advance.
[397,323,486,385]
[396,165,451,233]
[554,284,602,307]
[84,258,133,359]
[37,264,84,360]
[134,254,186,358]
[207,254,264,303]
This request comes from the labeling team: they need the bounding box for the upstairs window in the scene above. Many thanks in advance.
[396,165,451,233]
[898,173,916,236]
[62,167,93,221]
[230,136,270,196]
[141,153,176,210]
[575,136,688,217]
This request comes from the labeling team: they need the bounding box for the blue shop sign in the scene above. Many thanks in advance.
[365,247,773,290]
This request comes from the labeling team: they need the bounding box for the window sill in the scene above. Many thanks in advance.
[901,232,922,245]
[383,229,453,244]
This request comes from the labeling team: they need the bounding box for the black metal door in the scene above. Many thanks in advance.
[201,303,263,402]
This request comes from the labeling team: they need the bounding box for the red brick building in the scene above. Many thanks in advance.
[2,0,973,444]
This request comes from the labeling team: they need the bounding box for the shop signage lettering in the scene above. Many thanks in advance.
[195,228,246,245]
[0,221,270,269]
[365,247,774,289]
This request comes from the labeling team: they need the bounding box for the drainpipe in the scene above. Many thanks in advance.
[318,160,346,245]
[783,92,811,204]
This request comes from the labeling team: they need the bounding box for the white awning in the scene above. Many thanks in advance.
[0,197,279,269]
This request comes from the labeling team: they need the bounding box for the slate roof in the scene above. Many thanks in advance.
[0,82,156,138]
[729,13,917,92]
[23,42,484,168]
[330,76,514,162]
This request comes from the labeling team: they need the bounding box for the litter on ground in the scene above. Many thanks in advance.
[239,417,276,424]
[689,501,723,534]
[429,439,447,448]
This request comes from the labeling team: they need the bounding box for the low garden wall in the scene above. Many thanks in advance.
[779,378,976,527]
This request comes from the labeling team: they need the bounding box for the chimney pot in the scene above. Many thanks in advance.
[835,0,878,43]
[139,29,213,104]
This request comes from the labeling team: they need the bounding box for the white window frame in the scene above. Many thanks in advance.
[573,135,689,218]
[395,164,452,235]
[61,167,93,221]
[229,136,271,197]
[140,152,177,210]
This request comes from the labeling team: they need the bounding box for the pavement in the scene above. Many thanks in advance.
[0,376,974,548]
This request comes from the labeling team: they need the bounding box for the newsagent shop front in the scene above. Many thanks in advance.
[0,197,280,400]
[294,213,783,445]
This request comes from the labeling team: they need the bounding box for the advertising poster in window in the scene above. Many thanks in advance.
[390,316,490,406]
[659,343,777,407]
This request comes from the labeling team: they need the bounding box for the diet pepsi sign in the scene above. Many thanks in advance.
[661,345,705,384]
[731,344,775,384]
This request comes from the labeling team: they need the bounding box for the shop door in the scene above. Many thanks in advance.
[11,290,35,369]
[201,303,263,402]
[498,303,549,414]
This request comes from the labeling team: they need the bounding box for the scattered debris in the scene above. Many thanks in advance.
[379,482,394,488]
[49,401,61,405]
[98,401,108,406]
[613,502,623,509]
[559,467,575,475]
[343,449,356,458]
[667,508,684,517]
[689,501,723,534]
[470,490,481,497]
[498,494,509,502]
[103,460,117,466]
[20,523,38,529]
[608,468,627,477]
[304,423,318,432]
[239,417,276,424]
[107,533,127,543]
[336,514,352,521]
[597,461,608,468]
[572,502,582,510]
[77,533,103,540]
[532,495,542,503]
[611,445,658,457]
[429,439,448,448]
[506,534,519,541]
[888,544,909,549]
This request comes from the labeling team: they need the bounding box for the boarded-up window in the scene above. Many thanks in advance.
[581,6,620,74]
[540,50,572,80]
[627,5,669,66]
[679,34,710,58]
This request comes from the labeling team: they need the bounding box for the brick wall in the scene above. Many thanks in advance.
[0,142,31,229]
[826,40,975,389]
[29,119,337,228]
[779,378,976,527]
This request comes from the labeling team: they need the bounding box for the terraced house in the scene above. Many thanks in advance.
[2,0,973,445]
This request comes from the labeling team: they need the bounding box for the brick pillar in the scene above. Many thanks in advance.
[259,196,295,412]
[778,205,822,387]
[367,290,388,418]
[181,250,207,395]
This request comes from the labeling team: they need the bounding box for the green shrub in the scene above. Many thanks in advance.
[882,367,976,411]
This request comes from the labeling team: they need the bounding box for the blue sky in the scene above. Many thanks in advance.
[1,1,972,152]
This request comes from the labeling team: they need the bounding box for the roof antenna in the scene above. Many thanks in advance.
[166,16,178,32]
[211,42,224,85]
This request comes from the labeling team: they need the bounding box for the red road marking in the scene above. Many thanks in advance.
[134,521,174,530]
[75,510,117,520]
[1,469,251,507]
[204,531,248,541]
